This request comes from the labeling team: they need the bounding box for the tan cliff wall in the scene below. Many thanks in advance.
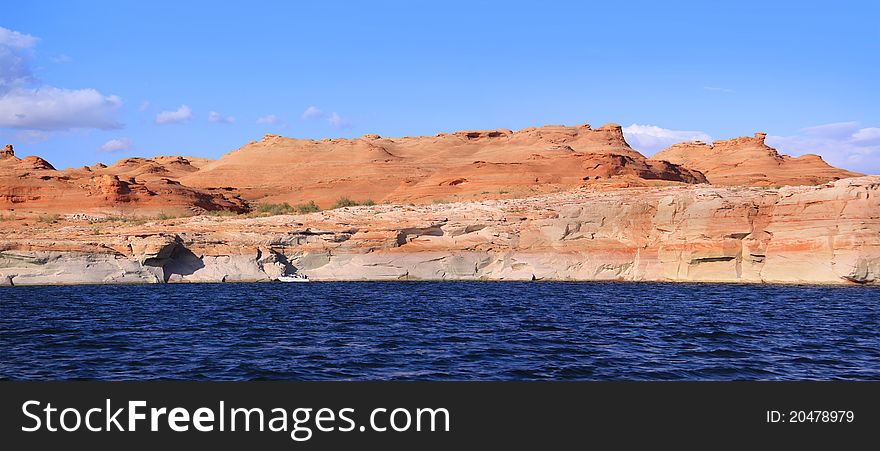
[1,176,878,286]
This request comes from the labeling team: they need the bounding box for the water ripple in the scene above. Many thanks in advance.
[0,282,878,380]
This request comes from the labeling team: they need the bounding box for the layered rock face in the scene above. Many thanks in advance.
[651,132,862,186]
[2,176,877,285]
[2,124,706,216]
[1,123,872,286]
[1,123,864,217]
[181,123,707,206]
[0,145,247,215]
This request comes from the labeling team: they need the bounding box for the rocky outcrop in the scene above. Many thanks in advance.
[0,150,248,215]
[0,123,871,286]
[2,121,865,217]
[182,123,707,207]
[1,176,877,285]
[651,132,862,186]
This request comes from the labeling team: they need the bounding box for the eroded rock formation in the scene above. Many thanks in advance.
[181,123,708,207]
[651,132,861,186]
[1,122,866,217]
[0,122,873,285]
[0,151,248,215]
[1,176,877,285]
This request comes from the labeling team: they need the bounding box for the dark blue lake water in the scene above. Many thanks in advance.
[1,282,877,380]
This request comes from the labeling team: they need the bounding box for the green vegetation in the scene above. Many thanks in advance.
[255,201,321,216]
[331,197,375,209]
[331,197,358,208]
[294,200,320,213]
[156,213,176,220]
[257,202,295,215]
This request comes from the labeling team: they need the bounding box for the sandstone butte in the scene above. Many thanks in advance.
[0,123,877,286]
[652,132,863,186]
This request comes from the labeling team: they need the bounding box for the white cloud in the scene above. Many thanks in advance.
[0,27,123,131]
[301,106,324,119]
[622,124,712,155]
[767,122,880,175]
[0,87,123,130]
[801,121,860,139]
[138,101,151,112]
[208,111,235,124]
[257,114,282,125]
[155,105,192,125]
[0,27,37,49]
[0,46,35,91]
[850,127,880,145]
[301,106,351,129]
[98,137,133,153]
[0,27,38,93]
[326,112,351,129]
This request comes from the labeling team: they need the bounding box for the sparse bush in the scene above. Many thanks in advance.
[331,197,375,209]
[331,197,358,209]
[256,202,294,215]
[294,201,320,213]
[157,213,176,220]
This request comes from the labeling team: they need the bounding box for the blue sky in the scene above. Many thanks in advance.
[1,0,878,173]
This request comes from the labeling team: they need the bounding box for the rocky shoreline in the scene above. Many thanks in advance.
[2,176,878,286]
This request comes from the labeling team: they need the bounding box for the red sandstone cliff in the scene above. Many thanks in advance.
[181,123,707,207]
[651,132,861,186]
[0,144,247,215]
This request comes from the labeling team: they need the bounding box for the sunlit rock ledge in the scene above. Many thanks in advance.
[1,176,878,286]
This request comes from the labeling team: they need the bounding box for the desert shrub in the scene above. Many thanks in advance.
[331,197,358,209]
[331,197,375,209]
[157,213,176,220]
[256,202,294,215]
[295,201,320,213]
